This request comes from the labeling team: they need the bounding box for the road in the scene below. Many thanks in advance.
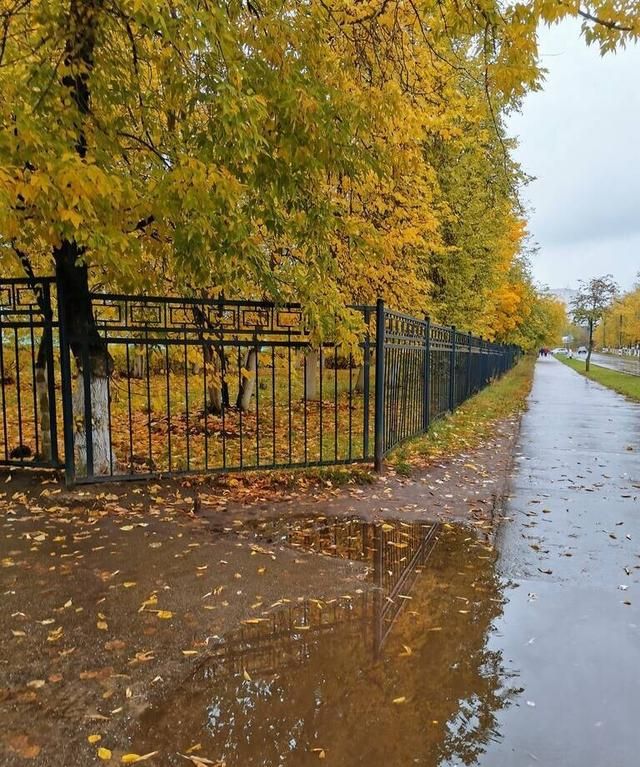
[590,351,640,376]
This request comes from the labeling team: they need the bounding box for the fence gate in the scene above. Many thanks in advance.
[0,278,59,468]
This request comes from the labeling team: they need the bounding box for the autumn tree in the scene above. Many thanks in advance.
[571,275,619,371]
[595,277,640,349]
[2,0,640,470]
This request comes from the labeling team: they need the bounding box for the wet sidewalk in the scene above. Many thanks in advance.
[482,356,640,766]
[2,356,640,766]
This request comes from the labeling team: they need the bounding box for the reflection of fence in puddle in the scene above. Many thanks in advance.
[372,521,439,651]
[207,518,440,677]
[134,525,509,766]
[206,596,375,679]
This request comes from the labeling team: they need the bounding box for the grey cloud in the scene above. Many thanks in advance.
[508,19,640,290]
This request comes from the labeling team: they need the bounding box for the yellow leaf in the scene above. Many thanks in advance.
[121,753,159,763]
[97,621,109,631]
[97,746,112,760]
[156,610,173,620]
[88,735,102,744]
[393,696,406,704]
[138,594,158,612]
[243,668,252,681]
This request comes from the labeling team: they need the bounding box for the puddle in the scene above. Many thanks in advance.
[130,523,515,765]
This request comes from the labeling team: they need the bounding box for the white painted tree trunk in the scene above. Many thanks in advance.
[354,349,372,393]
[132,345,146,379]
[237,349,258,412]
[304,350,320,400]
[72,373,113,475]
[35,363,52,462]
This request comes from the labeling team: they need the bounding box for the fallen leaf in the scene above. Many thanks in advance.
[88,735,102,744]
[121,753,159,764]
[47,626,63,642]
[98,746,112,760]
[179,755,217,766]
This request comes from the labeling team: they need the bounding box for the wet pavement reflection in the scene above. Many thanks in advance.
[132,521,517,765]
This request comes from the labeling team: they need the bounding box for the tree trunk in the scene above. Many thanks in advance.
[132,345,146,379]
[586,320,593,372]
[71,371,113,474]
[355,349,372,393]
[236,348,258,412]
[304,349,320,401]
[54,1,113,476]
[35,338,52,462]
[203,342,228,416]
[55,243,113,476]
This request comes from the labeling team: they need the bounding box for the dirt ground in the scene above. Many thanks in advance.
[0,414,520,765]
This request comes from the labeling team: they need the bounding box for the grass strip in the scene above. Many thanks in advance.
[388,355,536,474]
[555,355,640,402]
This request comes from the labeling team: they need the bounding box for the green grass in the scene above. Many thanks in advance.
[387,355,536,470]
[555,355,640,402]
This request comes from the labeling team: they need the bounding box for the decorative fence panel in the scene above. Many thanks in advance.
[0,277,60,468]
[374,304,520,466]
[0,280,521,484]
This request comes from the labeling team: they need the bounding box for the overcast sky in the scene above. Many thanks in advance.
[508,19,640,293]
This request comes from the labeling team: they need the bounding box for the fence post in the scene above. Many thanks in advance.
[56,278,76,486]
[448,325,456,412]
[374,299,385,472]
[362,307,371,460]
[467,331,472,398]
[42,281,60,466]
[423,315,430,432]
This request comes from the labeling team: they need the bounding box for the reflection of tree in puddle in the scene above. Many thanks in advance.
[133,521,514,766]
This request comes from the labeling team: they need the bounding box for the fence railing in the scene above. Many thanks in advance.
[0,278,521,484]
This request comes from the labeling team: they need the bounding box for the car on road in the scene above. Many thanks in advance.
[552,348,569,355]
[577,346,588,355]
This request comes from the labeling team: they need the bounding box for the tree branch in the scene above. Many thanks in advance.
[577,8,634,32]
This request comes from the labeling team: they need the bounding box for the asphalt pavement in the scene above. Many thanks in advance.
[477,355,640,766]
